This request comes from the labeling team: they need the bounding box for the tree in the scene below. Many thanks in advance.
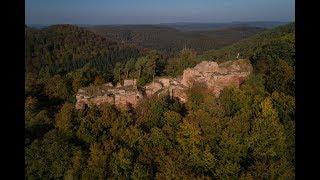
[148,127,172,150]
[136,96,169,131]
[25,72,41,95]
[265,59,294,95]
[214,113,250,179]
[120,125,144,150]
[162,110,182,141]
[247,97,292,179]
[131,163,150,180]
[124,58,136,78]
[271,91,295,124]
[64,149,86,180]
[93,74,105,85]
[155,152,187,179]
[25,96,39,122]
[250,97,286,158]
[218,87,248,117]
[202,145,216,175]
[55,102,75,137]
[165,48,198,77]
[76,107,102,143]
[25,96,53,142]
[113,62,123,83]
[132,51,165,86]
[67,64,99,93]
[44,75,72,101]
[185,83,216,112]
[109,148,133,178]
[25,130,78,180]
[82,142,109,179]
[176,120,202,170]
[135,56,153,86]
[186,109,222,149]
[240,74,266,98]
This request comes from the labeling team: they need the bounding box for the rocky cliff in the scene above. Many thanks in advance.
[75,59,252,109]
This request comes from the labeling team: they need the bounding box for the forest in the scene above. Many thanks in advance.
[87,25,264,55]
[25,23,295,179]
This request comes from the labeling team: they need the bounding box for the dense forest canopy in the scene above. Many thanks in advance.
[25,23,295,179]
[87,25,265,55]
[199,23,295,62]
[25,24,144,78]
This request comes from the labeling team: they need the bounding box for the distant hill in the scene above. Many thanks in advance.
[27,24,50,29]
[199,22,295,64]
[25,24,143,75]
[159,21,290,31]
[27,21,289,30]
[87,25,265,55]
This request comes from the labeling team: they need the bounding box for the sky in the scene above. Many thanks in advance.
[25,0,295,25]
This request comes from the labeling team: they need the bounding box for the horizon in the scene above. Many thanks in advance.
[26,20,293,27]
[26,0,294,25]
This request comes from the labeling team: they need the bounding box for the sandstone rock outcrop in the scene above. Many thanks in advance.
[75,59,252,109]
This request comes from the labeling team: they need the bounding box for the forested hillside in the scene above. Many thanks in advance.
[25,23,295,179]
[199,23,295,63]
[25,25,143,77]
[87,25,264,55]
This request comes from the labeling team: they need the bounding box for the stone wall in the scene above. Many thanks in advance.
[123,79,137,87]
[181,59,251,93]
[75,84,143,110]
[75,59,253,109]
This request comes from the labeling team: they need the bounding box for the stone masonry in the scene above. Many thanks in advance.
[75,59,253,109]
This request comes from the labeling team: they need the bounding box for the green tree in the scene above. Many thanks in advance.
[136,96,169,131]
[247,97,292,179]
[120,125,144,150]
[214,113,250,179]
[202,145,216,175]
[185,83,216,112]
[131,163,150,180]
[165,48,198,77]
[155,153,186,179]
[82,142,110,179]
[109,148,133,178]
[265,59,295,95]
[44,75,72,100]
[66,64,99,93]
[163,110,182,130]
[124,58,136,78]
[25,130,78,180]
[176,120,203,170]
[55,102,76,137]
[113,62,123,83]
[218,87,248,117]
[76,107,102,143]
[64,149,86,180]
[148,127,172,150]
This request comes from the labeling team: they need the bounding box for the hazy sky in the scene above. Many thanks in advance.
[25,0,295,25]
